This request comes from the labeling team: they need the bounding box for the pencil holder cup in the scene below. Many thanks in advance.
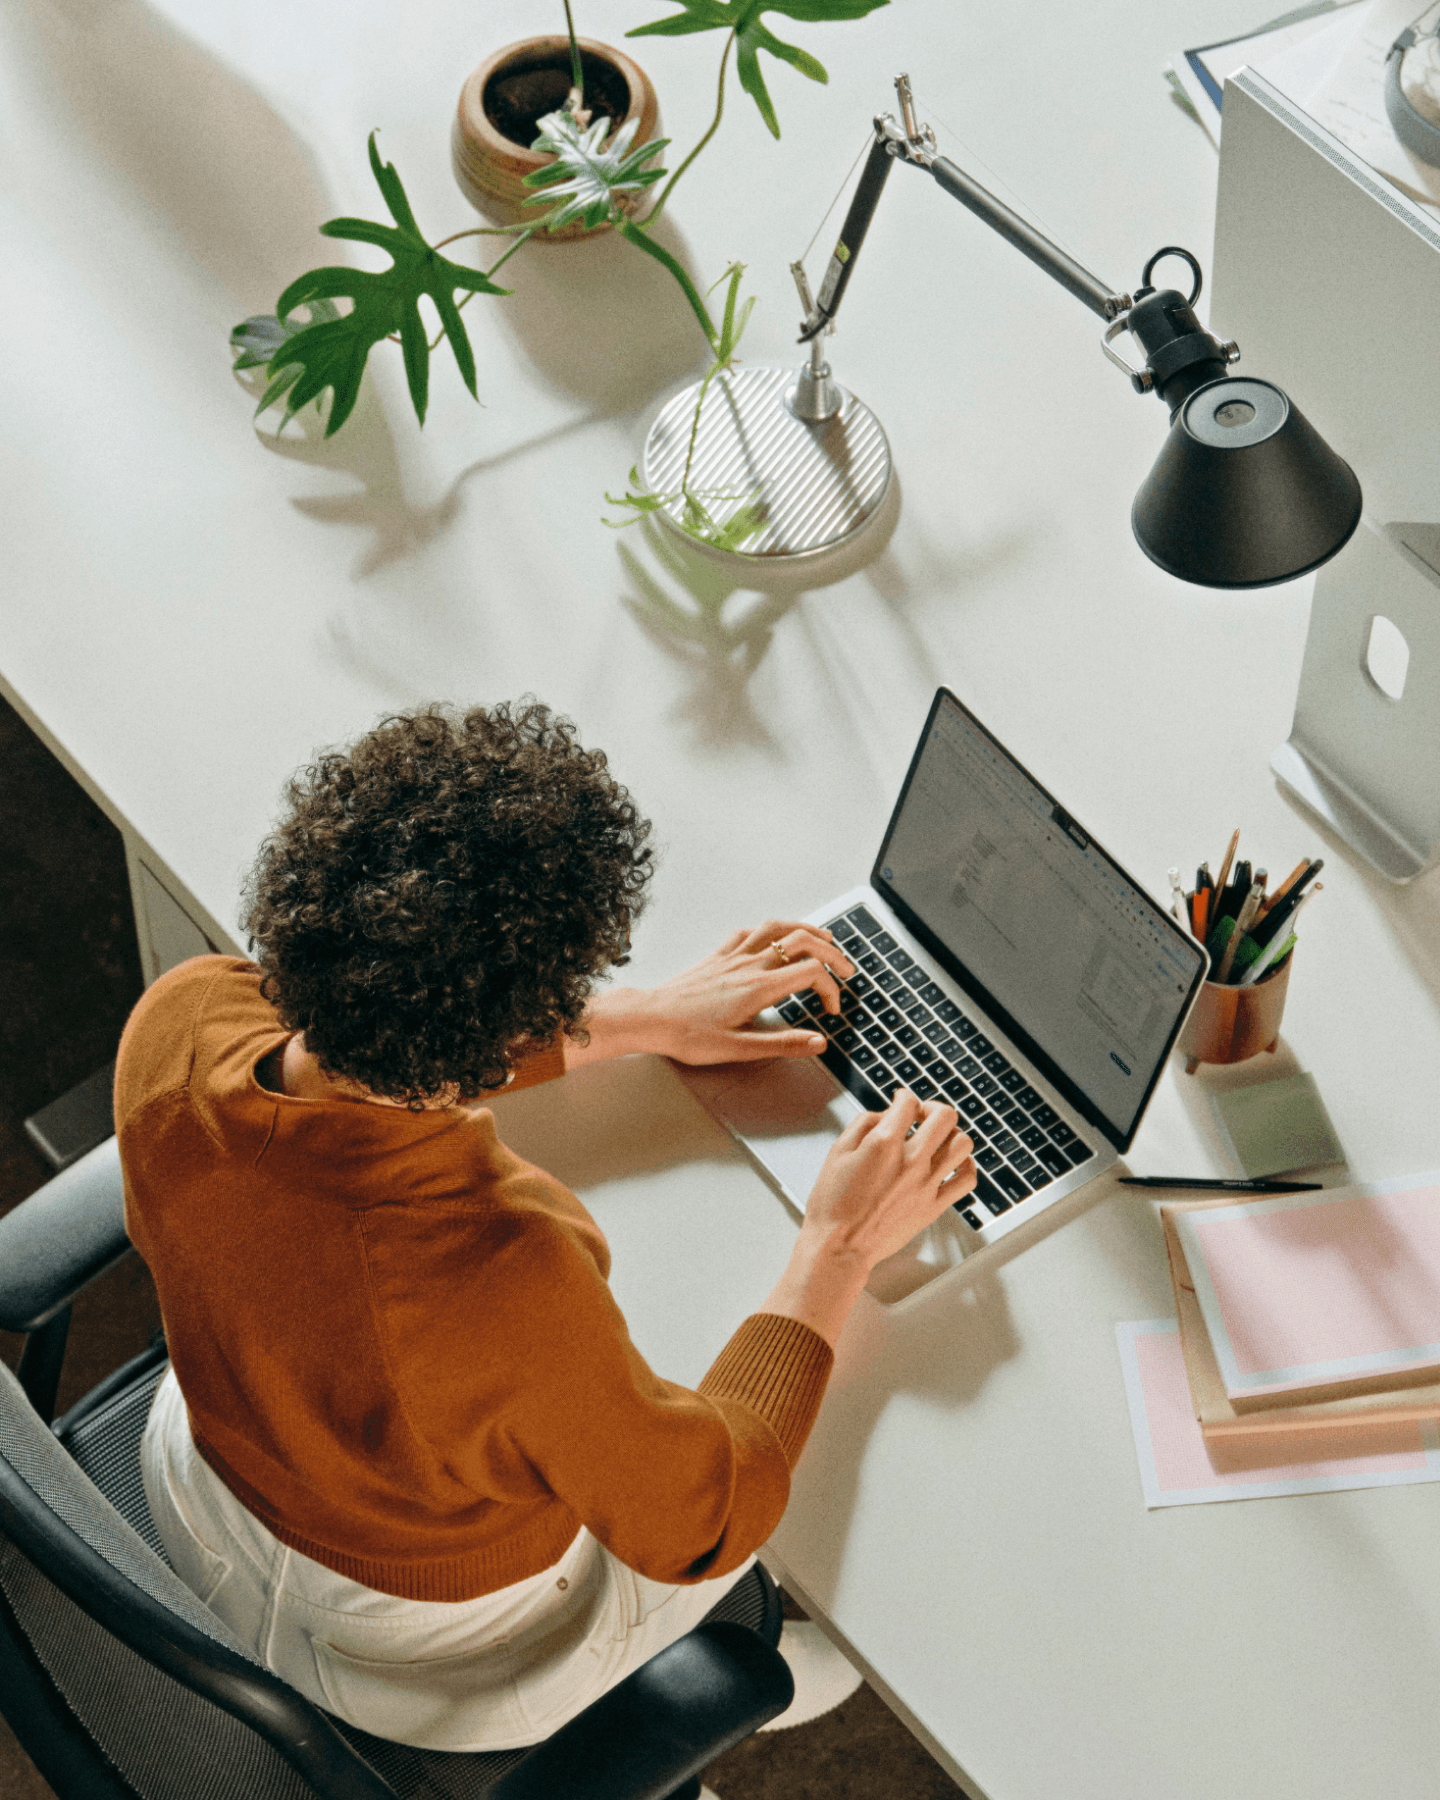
[1178,954,1293,1074]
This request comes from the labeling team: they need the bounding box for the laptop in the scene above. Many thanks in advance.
[677,689,1208,1299]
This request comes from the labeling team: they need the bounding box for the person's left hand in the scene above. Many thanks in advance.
[574,920,856,1066]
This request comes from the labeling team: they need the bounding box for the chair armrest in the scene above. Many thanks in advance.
[491,1620,794,1800]
[0,1137,130,1333]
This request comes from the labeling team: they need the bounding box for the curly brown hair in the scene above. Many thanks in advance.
[242,702,653,1105]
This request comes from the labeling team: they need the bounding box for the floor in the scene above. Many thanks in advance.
[0,692,970,1800]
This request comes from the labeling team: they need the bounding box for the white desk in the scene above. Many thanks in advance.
[6,0,1440,1793]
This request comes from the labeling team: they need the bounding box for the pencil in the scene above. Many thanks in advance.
[1259,858,1308,918]
[1212,829,1240,915]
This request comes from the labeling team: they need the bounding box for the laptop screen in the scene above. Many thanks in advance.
[872,691,1206,1145]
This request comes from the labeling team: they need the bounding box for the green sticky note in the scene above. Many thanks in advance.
[1213,1072,1345,1177]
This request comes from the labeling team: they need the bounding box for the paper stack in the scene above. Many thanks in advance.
[1161,1174,1440,1461]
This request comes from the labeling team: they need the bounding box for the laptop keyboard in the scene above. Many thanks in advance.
[776,906,1095,1230]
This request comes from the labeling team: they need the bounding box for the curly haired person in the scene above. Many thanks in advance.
[117,701,974,1752]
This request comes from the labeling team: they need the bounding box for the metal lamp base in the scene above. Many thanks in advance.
[640,365,892,560]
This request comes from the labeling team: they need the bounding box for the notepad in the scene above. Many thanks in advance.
[1212,1071,1344,1176]
[1174,1173,1440,1404]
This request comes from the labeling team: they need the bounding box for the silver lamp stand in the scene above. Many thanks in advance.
[1271,516,1440,882]
[640,266,893,561]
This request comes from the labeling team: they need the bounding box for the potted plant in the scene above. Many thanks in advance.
[452,22,661,238]
[230,0,889,544]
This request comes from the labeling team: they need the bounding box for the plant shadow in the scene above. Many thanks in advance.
[493,212,712,408]
[614,478,904,750]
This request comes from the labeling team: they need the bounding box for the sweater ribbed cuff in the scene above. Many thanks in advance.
[698,1313,833,1468]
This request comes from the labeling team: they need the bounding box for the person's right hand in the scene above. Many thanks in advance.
[802,1088,976,1274]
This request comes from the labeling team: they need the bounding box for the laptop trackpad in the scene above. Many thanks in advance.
[672,1056,860,1215]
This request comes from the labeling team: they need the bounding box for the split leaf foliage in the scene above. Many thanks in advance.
[627,0,889,138]
[233,135,509,436]
[522,109,669,232]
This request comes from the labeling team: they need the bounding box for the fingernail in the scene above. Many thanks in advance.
[808,1035,825,1050]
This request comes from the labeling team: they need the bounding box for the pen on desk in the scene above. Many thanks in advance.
[1118,1176,1324,1193]
[1214,877,1265,982]
[1216,859,1252,929]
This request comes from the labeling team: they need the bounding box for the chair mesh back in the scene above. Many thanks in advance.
[60,1365,169,1562]
[0,1359,325,1800]
[0,1542,320,1800]
[1,1356,779,1800]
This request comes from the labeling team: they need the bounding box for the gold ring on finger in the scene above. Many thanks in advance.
[770,940,792,966]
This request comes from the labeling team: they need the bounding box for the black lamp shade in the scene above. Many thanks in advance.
[1131,377,1362,588]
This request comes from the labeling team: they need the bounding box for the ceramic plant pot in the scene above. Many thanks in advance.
[452,36,661,241]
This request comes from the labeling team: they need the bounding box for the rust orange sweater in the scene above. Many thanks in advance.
[115,958,833,1602]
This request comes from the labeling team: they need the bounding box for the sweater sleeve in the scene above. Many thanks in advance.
[375,1217,833,1586]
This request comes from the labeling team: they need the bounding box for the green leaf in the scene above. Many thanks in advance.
[627,0,888,137]
[522,110,669,234]
[229,299,339,370]
[261,134,510,436]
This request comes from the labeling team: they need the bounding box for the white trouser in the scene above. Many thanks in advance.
[140,1369,753,1751]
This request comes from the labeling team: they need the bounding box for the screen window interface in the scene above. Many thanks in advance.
[878,699,1201,1139]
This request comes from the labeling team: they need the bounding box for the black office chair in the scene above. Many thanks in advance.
[0,1138,793,1800]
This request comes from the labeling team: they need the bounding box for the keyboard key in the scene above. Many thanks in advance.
[922,1022,951,1045]
[992,1165,1033,1203]
[846,1006,873,1030]
[972,1073,999,1099]
[1064,1140,1095,1166]
[863,1025,888,1047]
[859,952,886,976]
[998,1068,1025,1093]
[1010,1149,1038,1173]
[875,970,902,994]
[895,1059,921,1082]
[975,1111,1001,1134]
[975,1146,1002,1171]
[956,1056,983,1080]
[879,1041,904,1065]
[800,992,826,1015]
[877,1007,904,1031]
[849,974,875,997]
[1049,1121,1079,1146]
[948,1011,975,1034]
[983,1051,1009,1076]
[1024,1162,1055,1189]
[846,906,882,937]
[778,1000,806,1024]
[969,1035,993,1056]
[903,999,934,1024]
[836,1028,862,1052]
[853,1045,877,1068]
[895,1024,919,1048]
[1020,1126,1048,1152]
[998,1104,1028,1130]
[973,1173,1011,1216]
[960,1208,984,1230]
[872,931,898,953]
[918,981,946,1006]
[991,1131,1019,1156]
[929,1060,953,1083]
[1036,1143,1072,1180]
[912,1043,937,1066]
[871,1069,898,1096]
[936,1036,965,1059]
[959,1094,984,1118]
[1018,1086,1044,1109]
[887,949,915,971]
[911,1078,937,1100]
[1032,1103,1061,1130]
[966,1130,987,1152]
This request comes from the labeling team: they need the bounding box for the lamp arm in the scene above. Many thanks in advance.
[923,155,1128,321]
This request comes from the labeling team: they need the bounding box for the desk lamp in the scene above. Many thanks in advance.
[641,74,1362,580]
